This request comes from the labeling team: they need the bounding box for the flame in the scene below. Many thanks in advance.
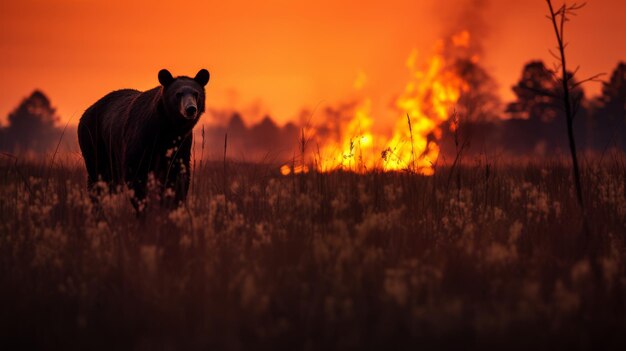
[451,30,471,48]
[280,164,309,176]
[382,45,469,175]
[287,31,472,175]
[314,99,377,173]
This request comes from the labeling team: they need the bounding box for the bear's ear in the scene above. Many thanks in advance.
[158,69,175,87]
[194,69,210,86]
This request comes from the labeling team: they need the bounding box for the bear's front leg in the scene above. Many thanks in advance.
[162,134,192,209]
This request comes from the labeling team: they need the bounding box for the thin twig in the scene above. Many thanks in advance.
[406,113,416,173]
[223,133,228,197]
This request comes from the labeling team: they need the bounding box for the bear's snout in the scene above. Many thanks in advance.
[180,95,198,119]
[185,105,197,118]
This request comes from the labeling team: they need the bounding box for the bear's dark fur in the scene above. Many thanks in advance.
[78,69,210,211]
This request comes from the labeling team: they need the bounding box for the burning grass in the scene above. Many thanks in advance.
[304,31,474,175]
[1,154,625,349]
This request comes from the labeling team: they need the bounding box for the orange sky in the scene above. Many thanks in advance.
[1,0,625,126]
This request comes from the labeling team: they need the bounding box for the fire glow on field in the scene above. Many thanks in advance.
[281,31,472,176]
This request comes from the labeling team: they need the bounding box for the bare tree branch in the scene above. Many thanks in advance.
[545,0,586,215]
[572,73,606,88]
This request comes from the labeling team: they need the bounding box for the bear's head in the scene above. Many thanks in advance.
[158,69,210,122]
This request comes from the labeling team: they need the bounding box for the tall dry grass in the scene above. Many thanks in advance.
[1,153,625,349]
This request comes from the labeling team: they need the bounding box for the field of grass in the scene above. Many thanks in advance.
[1,154,625,349]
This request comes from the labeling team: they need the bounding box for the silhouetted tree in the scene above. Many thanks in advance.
[226,112,246,136]
[250,116,280,146]
[204,113,300,161]
[503,60,589,152]
[600,62,626,116]
[502,61,586,153]
[592,62,626,150]
[1,90,61,153]
[506,61,584,122]
[454,58,501,123]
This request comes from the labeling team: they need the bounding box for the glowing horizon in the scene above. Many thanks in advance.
[1,0,625,127]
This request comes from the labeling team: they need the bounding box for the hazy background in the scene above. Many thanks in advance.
[1,0,625,127]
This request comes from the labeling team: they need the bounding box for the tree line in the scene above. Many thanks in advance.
[1,61,624,157]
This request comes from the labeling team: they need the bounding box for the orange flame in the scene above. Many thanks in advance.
[280,164,309,176]
[288,31,472,175]
[382,44,469,175]
[313,99,377,173]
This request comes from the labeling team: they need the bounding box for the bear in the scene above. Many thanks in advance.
[77,68,210,212]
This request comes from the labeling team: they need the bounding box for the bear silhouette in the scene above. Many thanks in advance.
[78,69,210,212]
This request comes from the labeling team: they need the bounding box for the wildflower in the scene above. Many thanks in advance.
[384,269,408,306]
[508,221,523,244]
[240,274,256,307]
[230,180,239,193]
[179,234,192,249]
[168,206,189,228]
[511,186,521,201]
[253,222,272,247]
[553,201,561,218]
[140,245,158,274]
[485,243,516,264]
[493,207,505,221]
[554,280,580,313]
[570,260,591,287]
[602,257,618,288]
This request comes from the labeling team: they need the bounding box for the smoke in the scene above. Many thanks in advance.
[439,0,491,54]
[199,111,300,163]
